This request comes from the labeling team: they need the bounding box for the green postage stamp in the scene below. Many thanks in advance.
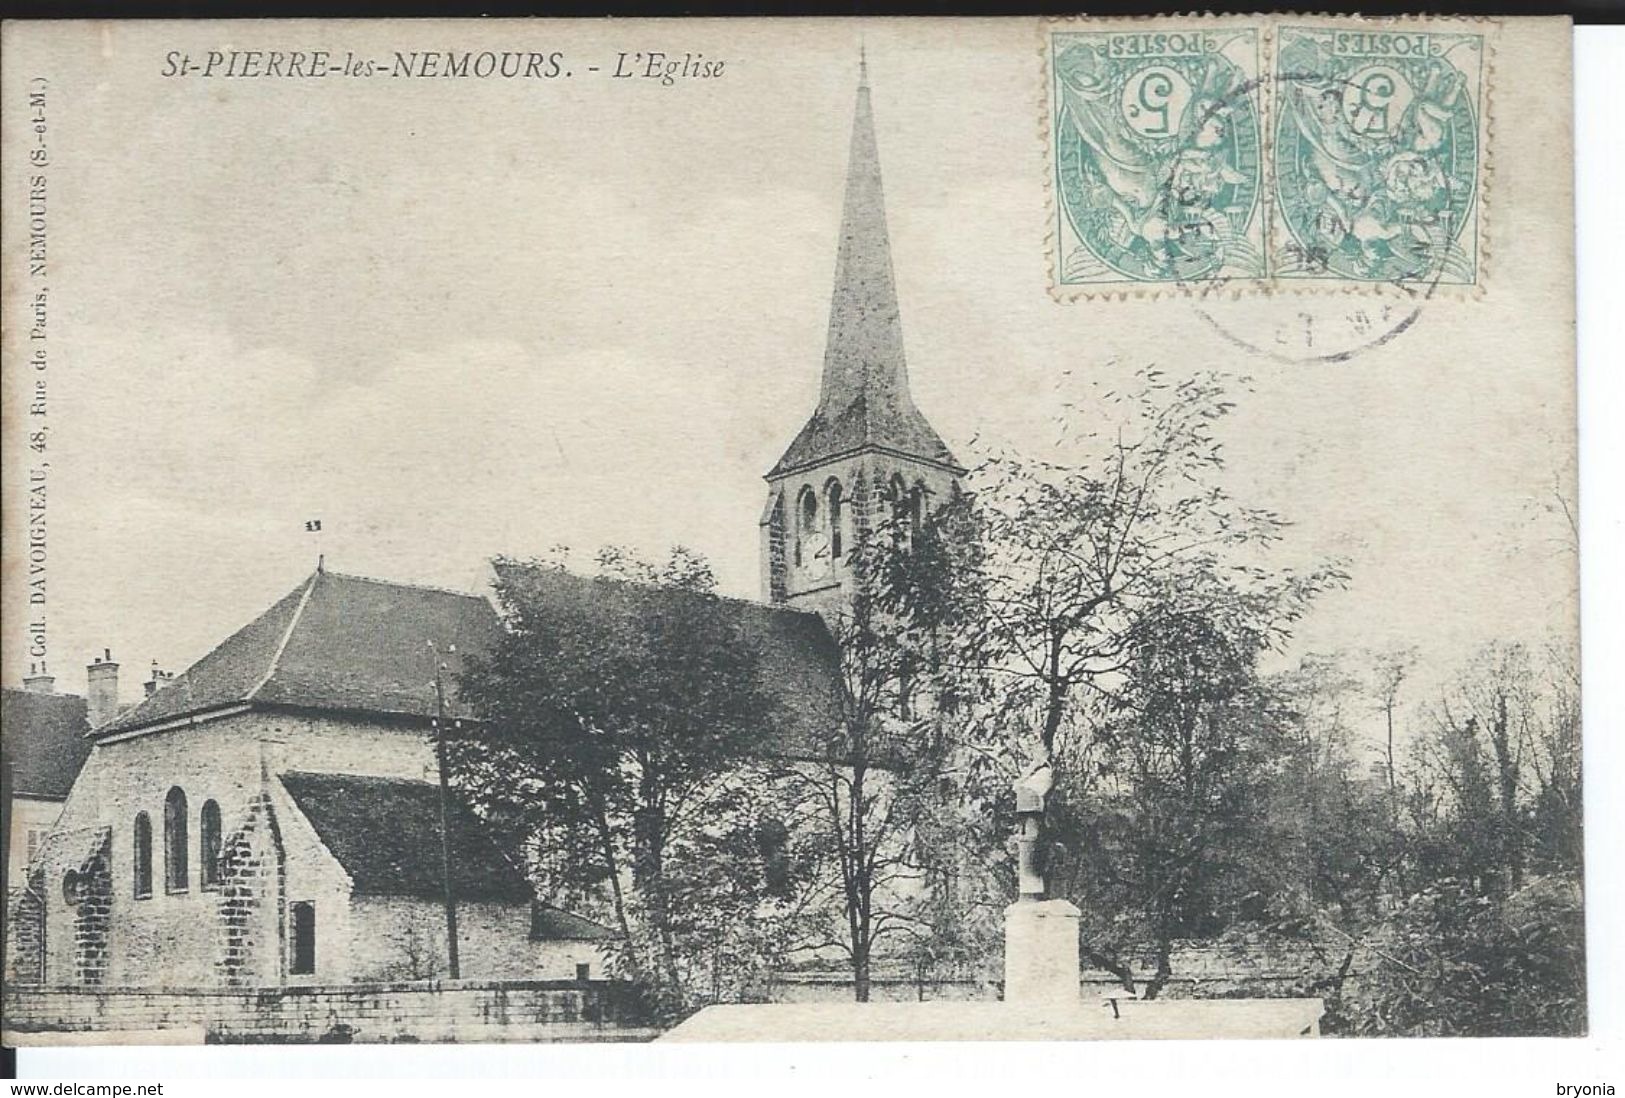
[1050,26,1267,289]
[1271,25,1485,287]
[1047,18,1491,296]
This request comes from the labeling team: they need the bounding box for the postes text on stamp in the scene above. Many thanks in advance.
[1270,25,1485,288]
[1050,27,1266,290]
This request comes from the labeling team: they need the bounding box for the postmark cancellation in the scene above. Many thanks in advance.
[1046,16,1494,298]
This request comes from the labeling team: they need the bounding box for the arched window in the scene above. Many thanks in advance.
[826,479,845,560]
[766,493,788,601]
[200,800,222,889]
[133,813,153,899]
[888,473,908,516]
[909,481,926,535]
[796,485,818,566]
[887,473,914,540]
[164,786,189,893]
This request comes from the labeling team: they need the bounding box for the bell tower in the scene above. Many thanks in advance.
[760,56,963,615]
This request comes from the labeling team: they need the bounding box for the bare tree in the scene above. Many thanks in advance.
[774,528,958,1002]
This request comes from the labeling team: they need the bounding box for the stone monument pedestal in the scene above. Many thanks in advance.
[1003,898,1081,1006]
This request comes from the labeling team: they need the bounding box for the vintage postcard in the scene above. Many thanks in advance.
[1,16,1578,1046]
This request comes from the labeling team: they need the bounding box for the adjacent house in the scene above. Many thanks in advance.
[3,671,93,894]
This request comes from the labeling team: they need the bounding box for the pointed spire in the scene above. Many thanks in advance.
[819,55,906,412]
[768,57,960,478]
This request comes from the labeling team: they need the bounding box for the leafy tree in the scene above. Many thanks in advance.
[883,369,1344,996]
[450,546,812,1016]
[1411,642,1582,898]
[1044,604,1304,997]
[1344,875,1585,1036]
[889,369,1342,771]
[1329,639,1586,1036]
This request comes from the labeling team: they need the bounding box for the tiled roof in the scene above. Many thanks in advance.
[531,905,618,942]
[96,562,838,759]
[99,570,501,736]
[1,688,91,799]
[280,771,534,904]
[768,75,959,479]
[489,561,842,759]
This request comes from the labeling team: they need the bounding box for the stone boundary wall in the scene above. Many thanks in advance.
[773,941,1372,1005]
[4,980,659,1044]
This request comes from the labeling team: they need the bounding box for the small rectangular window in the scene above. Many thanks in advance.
[26,828,43,865]
[290,901,316,975]
[576,962,592,982]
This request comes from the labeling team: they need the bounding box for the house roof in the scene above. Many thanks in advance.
[279,771,534,904]
[1,688,92,799]
[489,560,842,759]
[768,69,960,480]
[99,570,502,737]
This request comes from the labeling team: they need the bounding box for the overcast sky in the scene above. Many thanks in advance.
[2,20,1576,749]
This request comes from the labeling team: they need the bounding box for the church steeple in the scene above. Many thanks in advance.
[767,59,960,480]
[761,58,962,610]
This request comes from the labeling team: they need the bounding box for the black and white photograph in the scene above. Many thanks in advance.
[0,13,1605,1071]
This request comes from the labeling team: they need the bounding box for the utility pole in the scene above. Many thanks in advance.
[429,641,461,980]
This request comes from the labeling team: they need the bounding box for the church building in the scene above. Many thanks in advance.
[6,570,616,989]
[5,61,958,997]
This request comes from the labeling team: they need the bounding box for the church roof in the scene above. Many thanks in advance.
[490,560,841,759]
[768,65,960,480]
[531,904,618,942]
[1,688,91,799]
[98,570,501,737]
[100,563,839,758]
[280,771,534,904]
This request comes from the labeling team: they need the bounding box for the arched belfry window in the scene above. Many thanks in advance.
[200,800,222,889]
[796,486,818,567]
[164,786,189,893]
[888,474,910,526]
[133,812,153,899]
[826,479,845,560]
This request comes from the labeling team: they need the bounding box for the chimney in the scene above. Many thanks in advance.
[86,649,119,729]
[144,662,175,698]
[22,661,55,694]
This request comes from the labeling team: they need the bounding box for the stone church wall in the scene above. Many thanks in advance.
[348,898,606,983]
[69,829,113,985]
[23,709,440,988]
